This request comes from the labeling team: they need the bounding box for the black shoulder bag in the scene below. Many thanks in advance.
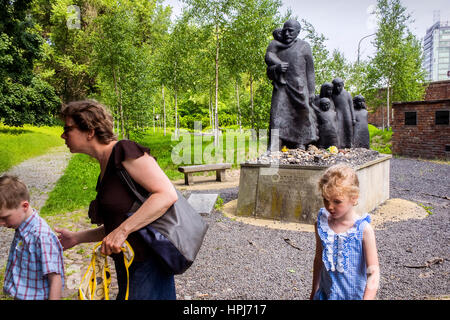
[118,169,208,275]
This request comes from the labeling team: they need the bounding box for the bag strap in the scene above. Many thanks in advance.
[118,169,148,204]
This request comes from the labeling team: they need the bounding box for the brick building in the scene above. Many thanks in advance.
[424,80,450,100]
[391,99,450,159]
[365,80,450,159]
[368,80,450,128]
[367,104,385,128]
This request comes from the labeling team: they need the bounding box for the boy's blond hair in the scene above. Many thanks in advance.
[318,164,359,199]
[0,175,30,210]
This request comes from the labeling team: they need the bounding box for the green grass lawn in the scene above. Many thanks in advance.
[0,124,64,172]
[369,124,393,154]
[40,154,100,216]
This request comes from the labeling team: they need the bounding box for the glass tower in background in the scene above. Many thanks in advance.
[423,18,450,82]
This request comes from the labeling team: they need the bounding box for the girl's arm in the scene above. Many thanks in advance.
[309,223,323,300]
[362,224,380,300]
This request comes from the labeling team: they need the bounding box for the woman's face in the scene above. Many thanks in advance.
[61,117,87,153]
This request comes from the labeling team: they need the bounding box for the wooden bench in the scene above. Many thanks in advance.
[178,163,232,185]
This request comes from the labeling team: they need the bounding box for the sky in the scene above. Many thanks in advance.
[162,0,450,63]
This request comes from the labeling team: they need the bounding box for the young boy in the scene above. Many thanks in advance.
[0,175,64,300]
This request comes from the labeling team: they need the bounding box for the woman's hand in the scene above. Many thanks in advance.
[100,226,128,255]
[54,227,79,251]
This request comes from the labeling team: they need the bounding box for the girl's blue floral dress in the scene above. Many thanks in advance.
[314,207,371,300]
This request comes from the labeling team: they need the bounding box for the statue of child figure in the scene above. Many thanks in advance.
[311,97,339,149]
[352,95,370,149]
[265,28,289,85]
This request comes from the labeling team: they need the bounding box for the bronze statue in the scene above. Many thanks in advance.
[311,97,339,149]
[319,82,335,112]
[352,94,370,149]
[266,19,318,151]
[332,77,355,148]
[265,28,288,84]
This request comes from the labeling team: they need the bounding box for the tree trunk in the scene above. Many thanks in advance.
[386,80,390,130]
[209,85,213,130]
[250,74,254,132]
[214,23,220,147]
[236,80,242,133]
[174,89,178,138]
[162,85,166,136]
[112,67,126,139]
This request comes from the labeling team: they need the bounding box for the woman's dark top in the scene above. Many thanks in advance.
[89,139,153,263]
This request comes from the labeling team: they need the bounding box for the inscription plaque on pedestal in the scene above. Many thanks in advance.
[255,168,323,224]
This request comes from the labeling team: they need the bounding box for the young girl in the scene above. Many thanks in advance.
[310,164,379,300]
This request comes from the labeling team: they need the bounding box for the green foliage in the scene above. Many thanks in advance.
[31,0,95,102]
[41,128,264,214]
[368,124,392,154]
[214,195,224,210]
[362,0,426,112]
[40,153,99,215]
[417,203,433,215]
[0,77,61,126]
[3,0,429,137]
[0,124,63,172]
[0,0,61,126]
[221,0,284,130]
[131,129,184,180]
[300,20,349,93]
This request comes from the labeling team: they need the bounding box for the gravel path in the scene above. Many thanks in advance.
[181,157,450,300]
[1,150,448,300]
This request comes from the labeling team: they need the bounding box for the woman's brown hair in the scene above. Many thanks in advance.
[61,100,117,144]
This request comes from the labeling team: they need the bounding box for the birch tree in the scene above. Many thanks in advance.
[365,0,426,129]
[222,0,284,133]
[182,0,236,145]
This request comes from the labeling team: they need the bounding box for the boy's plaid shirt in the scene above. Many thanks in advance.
[3,209,65,300]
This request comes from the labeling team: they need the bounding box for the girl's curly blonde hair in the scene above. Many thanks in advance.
[318,164,359,200]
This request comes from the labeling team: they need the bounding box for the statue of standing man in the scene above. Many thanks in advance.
[266,19,318,151]
[332,77,355,149]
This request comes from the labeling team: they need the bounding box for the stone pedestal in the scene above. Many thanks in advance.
[236,155,391,224]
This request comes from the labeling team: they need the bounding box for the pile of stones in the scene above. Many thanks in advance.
[247,145,381,167]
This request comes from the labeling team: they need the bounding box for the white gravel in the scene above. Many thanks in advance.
[180,157,450,300]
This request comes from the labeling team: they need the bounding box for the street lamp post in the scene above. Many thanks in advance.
[357,33,376,64]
